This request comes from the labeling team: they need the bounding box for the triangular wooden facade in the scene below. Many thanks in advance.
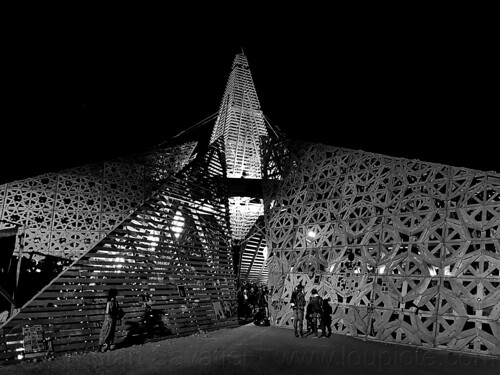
[0,141,238,362]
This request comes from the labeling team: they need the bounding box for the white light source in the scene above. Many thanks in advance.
[428,265,437,276]
[172,211,185,238]
[114,257,125,268]
[307,230,316,238]
[147,231,160,249]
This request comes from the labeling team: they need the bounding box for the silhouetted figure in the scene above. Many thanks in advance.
[307,288,323,338]
[290,284,306,338]
[98,288,121,352]
[237,286,246,319]
[305,302,313,334]
[256,285,269,318]
[321,297,333,337]
[142,292,155,337]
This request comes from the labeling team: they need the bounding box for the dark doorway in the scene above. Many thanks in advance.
[0,228,17,316]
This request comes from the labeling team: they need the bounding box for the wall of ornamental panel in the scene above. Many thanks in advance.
[0,141,238,363]
[263,140,500,357]
[0,142,197,260]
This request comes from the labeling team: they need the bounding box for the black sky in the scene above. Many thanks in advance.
[1,11,497,185]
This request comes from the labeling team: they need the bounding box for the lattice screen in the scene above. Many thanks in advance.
[0,142,197,260]
[264,140,500,357]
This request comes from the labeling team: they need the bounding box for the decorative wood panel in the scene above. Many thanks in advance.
[264,139,500,357]
[209,53,268,180]
[229,197,264,241]
[238,216,269,284]
[0,142,197,260]
[0,141,238,363]
[208,52,269,245]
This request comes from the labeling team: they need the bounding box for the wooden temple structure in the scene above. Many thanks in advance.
[1,52,500,363]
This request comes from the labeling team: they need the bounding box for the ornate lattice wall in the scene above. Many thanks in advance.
[0,142,197,260]
[264,140,500,357]
[0,141,238,363]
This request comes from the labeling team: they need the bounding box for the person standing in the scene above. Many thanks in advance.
[257,285,269,318]
[290,284,306,338]
[305,301,313,334]
[98,288,121,352]
[307,288,323,338]
[237,286,246,319]
[321,297,333,338]
[142,292,154,337]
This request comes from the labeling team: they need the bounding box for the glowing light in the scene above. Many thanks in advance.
[172,211,184,238]
[307,230,316,238]
[114,257,125,268]
[428,266,437,276]
[147,231,160,249]
[444,265,452,276]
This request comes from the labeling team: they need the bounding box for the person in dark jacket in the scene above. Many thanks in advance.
[321,297,333,338]
[307,288,323,338]
[290,284,306,337]
[257,285,269,318]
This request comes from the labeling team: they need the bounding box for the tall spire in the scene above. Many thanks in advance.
[210,52,268,179]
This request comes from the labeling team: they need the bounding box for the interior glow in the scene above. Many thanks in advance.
[172,210,185,238]
[114,257,125,268]
[147,231,160,249]
[428,265,437,276]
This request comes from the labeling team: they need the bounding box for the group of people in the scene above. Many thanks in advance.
[236,282,270,325]
[290,284,333,338]
[98,283,331,353]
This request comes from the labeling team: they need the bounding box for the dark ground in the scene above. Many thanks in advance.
[0,322,498,375]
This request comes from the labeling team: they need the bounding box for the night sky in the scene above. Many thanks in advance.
[1,13,497,185]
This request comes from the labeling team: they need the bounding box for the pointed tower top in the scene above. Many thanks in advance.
[210,52,268,179]
[232,52,249,70]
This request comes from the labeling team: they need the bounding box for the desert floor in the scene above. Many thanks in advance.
[1,322,499,375]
